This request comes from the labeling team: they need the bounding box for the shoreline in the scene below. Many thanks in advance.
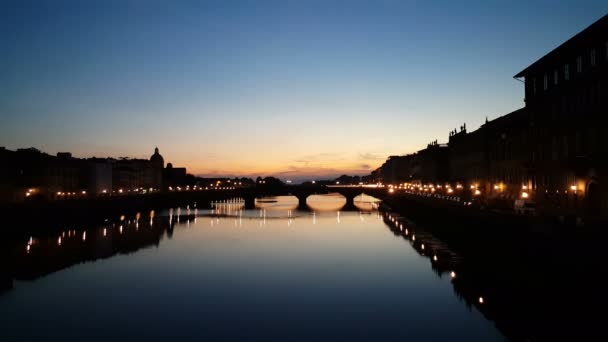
[2,186,603,234]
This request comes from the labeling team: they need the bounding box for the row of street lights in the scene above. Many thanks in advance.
[386,181,582,200]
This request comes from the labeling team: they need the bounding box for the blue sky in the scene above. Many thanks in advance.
[2,0,606,180]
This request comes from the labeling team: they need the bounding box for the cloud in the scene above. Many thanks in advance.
[193,166,371,182]
[292,152,346,165]
[358,152,384,161]
[190,152,381,182]
[269,165,372,182]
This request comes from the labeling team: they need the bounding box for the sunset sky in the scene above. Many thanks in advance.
[2,1,606,181]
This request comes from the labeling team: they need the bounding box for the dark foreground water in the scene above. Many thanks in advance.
[0,208,504,341]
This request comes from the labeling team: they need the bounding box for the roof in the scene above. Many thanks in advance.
[514,14,608,78]
[483,108,527,127]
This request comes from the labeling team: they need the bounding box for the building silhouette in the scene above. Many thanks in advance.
[150,147,164,187]
[514,14,608,216]
[163,162,188,188]
[0,146,187,201]
[111,147,164,191]
[373,14,608,219]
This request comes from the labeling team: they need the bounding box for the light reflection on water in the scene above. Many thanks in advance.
[306,193,347,211]
[255,195,299,211]
[0,204,504,341]
[354,193,382,211]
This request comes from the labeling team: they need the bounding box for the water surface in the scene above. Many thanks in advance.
[0,207,504,341]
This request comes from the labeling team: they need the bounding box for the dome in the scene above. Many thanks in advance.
[150,147,164,168]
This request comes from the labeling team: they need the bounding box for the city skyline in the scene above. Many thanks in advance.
[2,1,607,180]
[3,5,608,340]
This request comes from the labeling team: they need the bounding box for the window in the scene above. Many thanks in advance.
[544,74,548,91]
[554,69,558,85]
[532,78,536,95]
[587,129,596,154]
[606,41,608,61]
[564,64,569,80]
[577,56,582,72]
[591,49,596,66]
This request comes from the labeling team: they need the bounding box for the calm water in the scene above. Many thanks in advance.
[0,198,504,341]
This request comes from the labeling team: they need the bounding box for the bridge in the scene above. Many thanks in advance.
[206,185,389,210]
[4,185,391,230]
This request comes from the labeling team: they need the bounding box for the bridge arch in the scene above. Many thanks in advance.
[236,186,386,211]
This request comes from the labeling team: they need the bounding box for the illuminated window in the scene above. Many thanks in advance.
[577,56,582,72]
[554,69,558,85]
[564,64,569,80]
[590,49,596,66]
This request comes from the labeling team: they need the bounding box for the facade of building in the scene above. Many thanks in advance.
[0,147,180,201]
[375,142,449,185]
[378,155,413,184]
[372,15,608,218]
[448,124,487,188]
[483,108,532,205]
[514,14,608,216]
[46,152,86,194]
[150,147,164,188]
[163,163,188,188]
[111,147,166,191]
[413,142,450,184]
[87,159,113,194]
